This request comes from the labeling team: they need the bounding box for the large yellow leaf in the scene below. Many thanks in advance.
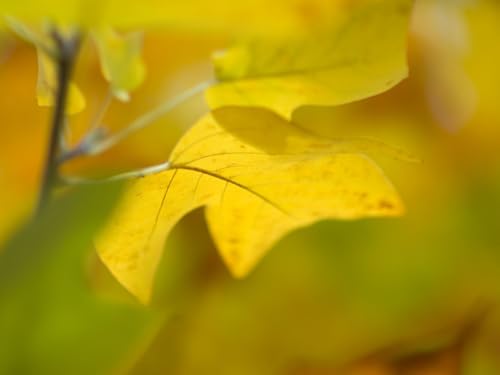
[206,0,413,117]
[96,109,405,303]
[0,0,345,36]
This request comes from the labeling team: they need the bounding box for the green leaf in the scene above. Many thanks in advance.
[0,184,156,375]
[206,0,413,117]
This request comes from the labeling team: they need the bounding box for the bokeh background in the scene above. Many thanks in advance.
[1,0,500,374]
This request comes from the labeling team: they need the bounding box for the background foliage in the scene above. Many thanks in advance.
[1,0,500,374]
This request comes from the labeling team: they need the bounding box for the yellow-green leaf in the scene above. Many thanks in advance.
[5,17,86,114]
[4,16,52,53]
[0,0,344,37]
[206,0,413,117]
[93,27,146,101]
[96,110,405,303]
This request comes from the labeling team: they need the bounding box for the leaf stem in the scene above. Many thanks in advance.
[57,80,214,164]
[86,79,214,156]
[62,161,171,184]
[88,86,114,133]
[35,31,81,215]
[4,16,58,59]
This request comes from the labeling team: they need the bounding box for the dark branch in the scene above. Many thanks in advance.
[35,30,81,215]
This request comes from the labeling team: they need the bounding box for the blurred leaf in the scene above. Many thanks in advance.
[0,0,348,37]
[206,0,412,117]
[5,18,86,114]
[93,27,146,101]
[0,184,156,375]
[96,111,404,303]
[412,0,477,132]
[4,16,51,52]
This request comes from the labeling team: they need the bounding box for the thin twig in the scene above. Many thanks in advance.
[88,87,114,133]
[62,161,171,184]
[57,80,214,163]
[4,16,58,59]
[35,31,81,215]
[85,80,214,156]
[57,88,113,163]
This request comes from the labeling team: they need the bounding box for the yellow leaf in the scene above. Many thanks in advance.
[4,16,50,50]
[4,17,86,114]
[212,107,420,163]
[0,0,345,37]
[96,110,404,303]
[93,27,146,101]
[36,47,86,114]
[206,0,413,117]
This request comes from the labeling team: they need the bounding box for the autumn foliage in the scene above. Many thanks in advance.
[1,0,500,374]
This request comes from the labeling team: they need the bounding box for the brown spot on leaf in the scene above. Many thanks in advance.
[378,200,394,210]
